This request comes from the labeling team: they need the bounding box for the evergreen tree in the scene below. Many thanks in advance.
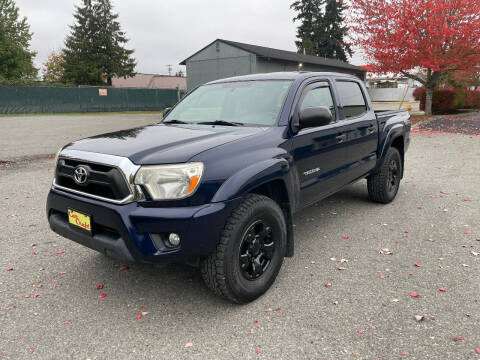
[62,0,136,86]
[318,0,352,62]
[290,0,324,55]
[291,0,352,61]
[0,0,37,80]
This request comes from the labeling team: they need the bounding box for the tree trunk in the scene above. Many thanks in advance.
[425,86,434,115]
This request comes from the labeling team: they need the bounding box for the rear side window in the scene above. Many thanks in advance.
[336,81,367,118]
[300,83,336,120]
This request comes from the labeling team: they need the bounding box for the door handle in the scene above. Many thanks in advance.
[367,124,376,134]
[336,133,346,143]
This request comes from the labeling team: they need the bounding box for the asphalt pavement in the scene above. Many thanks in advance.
[0,113,479,359]
[0,113,162,162]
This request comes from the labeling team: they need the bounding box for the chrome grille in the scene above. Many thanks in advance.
[52,149,144,205]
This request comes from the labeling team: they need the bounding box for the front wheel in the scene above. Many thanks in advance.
[200,194,287,303]
[367,147,402,204]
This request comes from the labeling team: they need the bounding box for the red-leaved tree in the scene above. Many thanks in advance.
[347,0,480,115]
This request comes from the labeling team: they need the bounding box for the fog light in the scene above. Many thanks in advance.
[168,233,181,247]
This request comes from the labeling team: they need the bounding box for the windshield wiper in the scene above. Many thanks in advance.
[163,119,188,124]
[196,120,244,127]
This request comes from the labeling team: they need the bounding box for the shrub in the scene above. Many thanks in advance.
[412,87,425,100]
[417,88,480,113]
[465,90,480,109]
[431,90,457,113]
[452,90,467,108]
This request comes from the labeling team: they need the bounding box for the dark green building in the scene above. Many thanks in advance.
[180,39,366,90]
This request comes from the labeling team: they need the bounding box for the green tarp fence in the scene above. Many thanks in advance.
[0,86,182,114]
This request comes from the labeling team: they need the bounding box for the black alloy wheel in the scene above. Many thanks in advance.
[239,220,275,280]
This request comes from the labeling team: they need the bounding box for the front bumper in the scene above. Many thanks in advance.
[47,188,239,263]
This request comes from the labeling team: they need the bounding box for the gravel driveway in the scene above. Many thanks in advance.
[0,113,479,359]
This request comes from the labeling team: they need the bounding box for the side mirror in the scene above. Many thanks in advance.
[163,107,172,118]
[298,106,333,129]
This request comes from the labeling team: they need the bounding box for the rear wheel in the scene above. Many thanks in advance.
[200,194,286,303]
[367,147,402,204]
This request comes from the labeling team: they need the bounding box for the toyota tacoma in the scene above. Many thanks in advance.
[47,72,410,303]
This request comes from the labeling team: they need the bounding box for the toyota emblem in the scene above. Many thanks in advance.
[73,166,89,184]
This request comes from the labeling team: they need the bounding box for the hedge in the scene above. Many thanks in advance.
[415,87,480,114]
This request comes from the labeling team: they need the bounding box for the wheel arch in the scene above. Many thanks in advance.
[247,179,294,258]
[377,126,405,177]
[211,158,295,258]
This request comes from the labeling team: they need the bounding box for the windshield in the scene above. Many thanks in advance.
[164,80,292,126]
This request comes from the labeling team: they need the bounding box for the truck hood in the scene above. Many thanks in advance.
[63,123,265,164]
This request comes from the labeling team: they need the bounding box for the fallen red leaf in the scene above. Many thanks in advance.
[357,329,364,334]
[254,320,259,324]
[29,349,34,354]
[33,292,40,298]
[414,263,422,267]
[185,342,193,348]
[55,250,65,255]
[439,288,447,292]
[408,272,413,276]
[136,313,142,320]
[58,271,66,275]
[342,236,349,239]
[98,292,107,298]
[275,307,281,312]
[325,283,332,287]
[96,285,104,290]
[255,349,261,354]
[401,351,406,356]
[414,315,425,322]
[378,275,386,279]
[6,267,13,271]
[464,230,472,234]
[454,336,463,342]
[476,348,480,354]
[410,292,420,297]
[141,311,149,316]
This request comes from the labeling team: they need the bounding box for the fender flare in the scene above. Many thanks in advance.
[376,125,405,172]
[211,157,295,257]
[211,158,292,203]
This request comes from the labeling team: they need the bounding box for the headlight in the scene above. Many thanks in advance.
[134,162,204,200]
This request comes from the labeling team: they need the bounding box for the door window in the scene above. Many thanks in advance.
[300,83,336,120]
[335,81,367,118]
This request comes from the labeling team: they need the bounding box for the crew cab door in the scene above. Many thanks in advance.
[333,80,378,180]
[291,80,356,208]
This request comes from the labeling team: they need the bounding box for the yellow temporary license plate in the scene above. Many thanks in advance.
[68,209,91,232]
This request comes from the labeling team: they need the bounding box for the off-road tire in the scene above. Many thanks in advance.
[367,147,402,204]
[200,194,287,304]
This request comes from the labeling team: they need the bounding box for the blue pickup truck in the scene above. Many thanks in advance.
[47,72,410,303]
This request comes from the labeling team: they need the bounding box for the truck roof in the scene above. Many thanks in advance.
[207,71,360,84]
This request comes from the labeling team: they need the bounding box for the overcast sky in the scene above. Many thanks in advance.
[15,0,364,76]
